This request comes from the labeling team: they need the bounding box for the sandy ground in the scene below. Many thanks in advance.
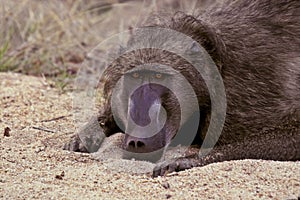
[1,72,299,200]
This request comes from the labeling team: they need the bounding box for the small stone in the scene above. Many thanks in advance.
[4,127,11,137]
[55,171,65,180]
[161,182,170,189]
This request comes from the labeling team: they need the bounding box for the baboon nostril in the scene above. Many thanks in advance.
[137,141,145,148]
[128,140,145,148]
[128,140,136,148]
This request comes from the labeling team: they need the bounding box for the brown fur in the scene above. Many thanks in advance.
[65,0,300,176]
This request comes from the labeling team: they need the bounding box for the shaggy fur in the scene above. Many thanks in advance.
[65,0,300,176]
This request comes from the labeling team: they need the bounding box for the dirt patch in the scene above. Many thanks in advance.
[0,72,299,199]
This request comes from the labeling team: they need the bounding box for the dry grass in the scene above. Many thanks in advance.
[0,0,140,90]
[0,0,214,91]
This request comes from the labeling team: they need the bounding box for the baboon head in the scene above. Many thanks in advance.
[96,16,219,162]
[100,46,211,162]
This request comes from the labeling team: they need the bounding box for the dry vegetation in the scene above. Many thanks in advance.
[1,0,132,90]
[0,0,210,91]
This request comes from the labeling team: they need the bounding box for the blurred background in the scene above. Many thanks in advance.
[0,0,216,91]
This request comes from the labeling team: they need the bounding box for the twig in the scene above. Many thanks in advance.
[31,126,55,133]
[40,114,72,122]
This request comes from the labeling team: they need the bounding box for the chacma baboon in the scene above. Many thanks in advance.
[64,0,300,177]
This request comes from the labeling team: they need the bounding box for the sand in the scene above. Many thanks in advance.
[1,72,299,199]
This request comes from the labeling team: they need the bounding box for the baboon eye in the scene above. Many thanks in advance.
[132,72,140,78]
[99,120,105,127]
[155,73,163,79]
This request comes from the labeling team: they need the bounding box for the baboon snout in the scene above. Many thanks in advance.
[122,133,166,162]
[125,135,146,152]
[123,132,166,154]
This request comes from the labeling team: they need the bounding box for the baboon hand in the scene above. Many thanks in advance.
[152,157,199,177]
[63,135,88,153]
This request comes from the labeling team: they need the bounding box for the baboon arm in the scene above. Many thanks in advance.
[153,130,300,177]
[63,115,107,153]
[63,134,89,153]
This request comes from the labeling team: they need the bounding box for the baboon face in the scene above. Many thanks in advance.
[111,67,175,158]
[109,63,198,161]
[101,42,206,161]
